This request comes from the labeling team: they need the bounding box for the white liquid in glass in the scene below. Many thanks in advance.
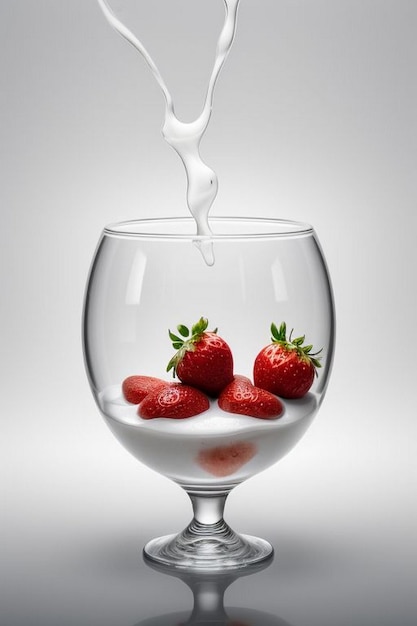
[99,385,319,486]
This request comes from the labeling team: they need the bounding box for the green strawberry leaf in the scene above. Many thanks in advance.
[166,355,177,373]
[191,317,209,335]
[270,321,323,373]
[169,331,183,344]
[167,317,215,378]
[293,335,305,346]
[271,322,280,341]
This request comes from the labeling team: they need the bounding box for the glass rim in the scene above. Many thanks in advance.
[103,216,314,240]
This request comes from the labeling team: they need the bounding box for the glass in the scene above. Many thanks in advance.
[82,216,335,570]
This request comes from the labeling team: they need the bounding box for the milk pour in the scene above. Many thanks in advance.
[97,0,241,265]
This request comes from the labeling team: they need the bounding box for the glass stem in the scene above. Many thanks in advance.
[143,487,273,567]
[188,492,228,526]
[190,580,226,615]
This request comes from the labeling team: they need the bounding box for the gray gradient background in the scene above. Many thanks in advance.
[1,1,416,624]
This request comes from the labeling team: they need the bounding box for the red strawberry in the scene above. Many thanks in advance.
[218,375,283,419]
[253,322,322,399]
[138,383,210,420]
[122,375,167,404]
[166,317,234,397]
[197,441,257,477]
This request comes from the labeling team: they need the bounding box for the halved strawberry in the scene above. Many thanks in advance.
[167,317,234,397]
[254,322,322,399]
[218,375,283,419]
[138,383,210,420]
[122,376,170,404]
[122,375,168,404]
[197,441,257,477]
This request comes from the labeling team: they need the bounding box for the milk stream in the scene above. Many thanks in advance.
[96,0,241,265]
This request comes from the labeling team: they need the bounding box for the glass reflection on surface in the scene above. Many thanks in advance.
[133,556,294,626]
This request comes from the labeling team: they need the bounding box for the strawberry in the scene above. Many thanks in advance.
[167,317,234,397]
[197,441,257,477]
[218,375,283,419]
[253,322,322,399]
[122,375,167,404]
[138,383,210,419]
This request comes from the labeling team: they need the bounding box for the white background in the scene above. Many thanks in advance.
[1,1,416,624]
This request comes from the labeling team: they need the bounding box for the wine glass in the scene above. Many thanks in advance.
[82,216,335,570]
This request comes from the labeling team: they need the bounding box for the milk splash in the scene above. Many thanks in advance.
[96,0,240,265]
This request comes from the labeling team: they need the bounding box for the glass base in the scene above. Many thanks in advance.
[143,517,273,571]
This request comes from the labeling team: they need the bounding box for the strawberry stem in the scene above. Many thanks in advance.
[270,321,323,371]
